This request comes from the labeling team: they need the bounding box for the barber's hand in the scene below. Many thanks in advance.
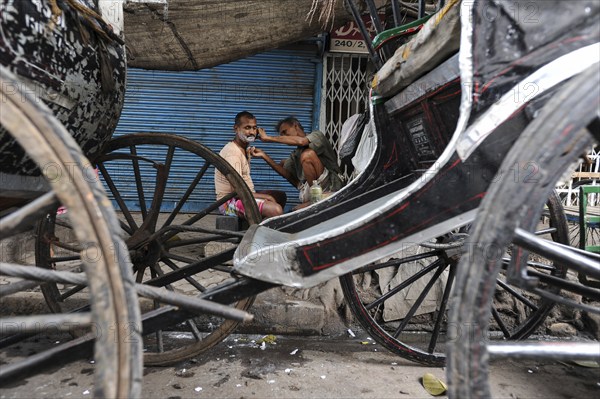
[249,146,266,159]
[256,127,268,141]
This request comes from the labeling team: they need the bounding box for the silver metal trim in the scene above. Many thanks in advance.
[457,43,600,160]
[453,0,476,160]
[234,209,476,288]
[488,341,600,360]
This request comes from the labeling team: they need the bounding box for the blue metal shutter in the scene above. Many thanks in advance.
[112,48,320,211]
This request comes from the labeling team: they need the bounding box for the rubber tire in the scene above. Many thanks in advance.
[447,65,599,399]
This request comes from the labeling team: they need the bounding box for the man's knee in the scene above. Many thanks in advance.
[300,148,324,177]
[300,148,320,164]
[262,202,283,218]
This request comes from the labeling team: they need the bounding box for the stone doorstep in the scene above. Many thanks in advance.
[0,289,333,337]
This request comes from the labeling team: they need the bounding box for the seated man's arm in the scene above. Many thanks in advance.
[250,147,299,188]
[257,129,309,147]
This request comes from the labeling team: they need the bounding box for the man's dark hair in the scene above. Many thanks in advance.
[275,116,303,133]
[235,111,255,126]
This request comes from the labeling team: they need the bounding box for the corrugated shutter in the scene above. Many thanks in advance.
[111,47,320,211]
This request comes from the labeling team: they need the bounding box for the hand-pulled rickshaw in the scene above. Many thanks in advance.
[1,1,598,398]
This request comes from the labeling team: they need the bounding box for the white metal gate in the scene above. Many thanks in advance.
[320,52,372,177]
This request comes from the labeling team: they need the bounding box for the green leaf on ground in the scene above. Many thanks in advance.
[422,373,447,396]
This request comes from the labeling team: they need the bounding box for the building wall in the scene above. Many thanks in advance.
[112,46,321,211]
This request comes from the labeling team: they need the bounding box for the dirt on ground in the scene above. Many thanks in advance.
[1,332,599,399]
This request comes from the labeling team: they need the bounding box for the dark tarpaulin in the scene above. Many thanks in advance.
[469,0,600,117]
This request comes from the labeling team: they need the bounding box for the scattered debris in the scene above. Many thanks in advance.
[267,380,275,384]
[347,329,356,337]
[213,375,230,387]
[82,390,90,395]
[260,342,266,350]
[194,386,203,392]
[285,368,292,374]
[421,373,447,396]
[257,334,277,345]
[290,349,299,355]
[320,375,326,379]
[242,370,264,380]
[176,368,195,378]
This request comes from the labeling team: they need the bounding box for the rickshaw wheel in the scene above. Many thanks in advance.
[447,65,599,398]
[561,178,600,249]
[0,66,142,397]
[36,133,260,366]
[339,193,568,366]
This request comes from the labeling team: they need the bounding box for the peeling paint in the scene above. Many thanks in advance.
[0,0,126,179]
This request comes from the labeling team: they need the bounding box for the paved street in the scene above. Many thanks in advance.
[1,332,599,399]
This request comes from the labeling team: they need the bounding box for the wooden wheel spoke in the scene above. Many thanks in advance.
[491,306,511,338]
[129,145,148,218]
[393,263,447,339]
[186,319,203,341]
[352,250,441,274]
[162,162,211,229]
[161,193,236,243]
[155,329,164,353]
[58,284,86,301]
[48,255,81,263]
[147,248,235,288]
[428,262,456,353]
[182,193,236,227]
[365,258,444,310]
[97,163,138,231]
[165,235,240,250]
[495,278,538,311]
[0,192,58,240]
[160,258,207,292]
[148,145,175,215]
[118,219,134,236]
